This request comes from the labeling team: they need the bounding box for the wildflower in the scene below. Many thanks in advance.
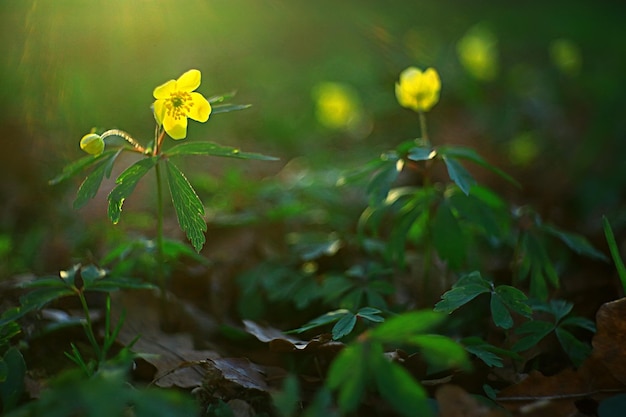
[80,133,104,155]
[152,69,211,140]
[395,67,441,112]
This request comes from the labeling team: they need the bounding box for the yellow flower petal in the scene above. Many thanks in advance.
[153,79,177,99]
[187,92,211,122]
[163,114,188,140]
[176,69,201,92]
[396,66,441,112]
[153,99,166,125]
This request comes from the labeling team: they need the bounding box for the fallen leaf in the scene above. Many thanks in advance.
[436,384,507,417]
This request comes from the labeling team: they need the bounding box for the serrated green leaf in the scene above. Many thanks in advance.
[0,347,26,411]
[73,150,122,209]
[49,149,119,185]
[165,142,278,160]
[542,223,608,261]
[495,285,532,318]
[374,359,431,417]
[332,313,357,340]
[107,157,157,224]
[166,160,207,252]
[442,156,476,195]
[490,294,513,329]
[370,311,444,344]
[432,200,467,269]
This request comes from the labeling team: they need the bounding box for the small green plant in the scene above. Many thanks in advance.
[50,69,277,325]
[513,299,596,367]
[325,311,468,417]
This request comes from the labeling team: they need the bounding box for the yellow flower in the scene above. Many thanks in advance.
[395,67,441,112]
[152,69,211,140]
[80,133,104,155]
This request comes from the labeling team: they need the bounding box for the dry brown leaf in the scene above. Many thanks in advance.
[111,289,219,388]
[243,320,343,353]
[436,384,506,417]
[592,297,626,384]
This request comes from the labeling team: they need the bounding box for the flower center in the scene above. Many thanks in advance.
[165,91,194,120]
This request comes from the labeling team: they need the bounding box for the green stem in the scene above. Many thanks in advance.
[418,111,429,145]
[154,160,169,328]
[78,291,102,362]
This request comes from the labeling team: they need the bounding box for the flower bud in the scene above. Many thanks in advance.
[80,133,105,155]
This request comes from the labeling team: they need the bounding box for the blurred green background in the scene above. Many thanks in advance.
[1,0,626,273]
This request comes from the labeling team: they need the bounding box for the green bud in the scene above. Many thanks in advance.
[80,133,105,155]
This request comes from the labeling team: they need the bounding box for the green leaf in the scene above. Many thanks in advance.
[495,285,532,318]
[603,216,626,294]
[555,327,591,366]
[433,272,491,314]
[49,149,120,185]
[332,313,357,340]
[407,145,435,161]
[513,320,554,352]
[326,343,367,413]
[211,103,252,114]
[409,334,469,371]
[432,200,466,269]
[490,294,513,329]
[107,157,157,224]
[165,142,278,160]
[357,307,385,323]
[0,347,26,411]
[73,150,123,209]
[291,309,349,334]
[366,156,401,206]
[542,223,608,261]
[370,311,444,344]
[438,146,520,187]
[442,156,476,195]
[560,316,596,333]
[166,160,207,252]
[373,359,431,417]
[207,91,237,104]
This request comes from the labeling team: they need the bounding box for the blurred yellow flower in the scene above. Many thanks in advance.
[80,133,104,155]
[457,25,498,81]
[313,82,362,130]
[395,67,441,112]
[153,69,211,140]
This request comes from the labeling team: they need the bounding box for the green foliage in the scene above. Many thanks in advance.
[291,307,384,340]
[434,271,532,329]
[326,311,467,416]
[513,299,595,366]
[108,157,158,224]
[166,160,208,252]
[5,357,197,417]
[603,216,626,293]
[0,347,26,413]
